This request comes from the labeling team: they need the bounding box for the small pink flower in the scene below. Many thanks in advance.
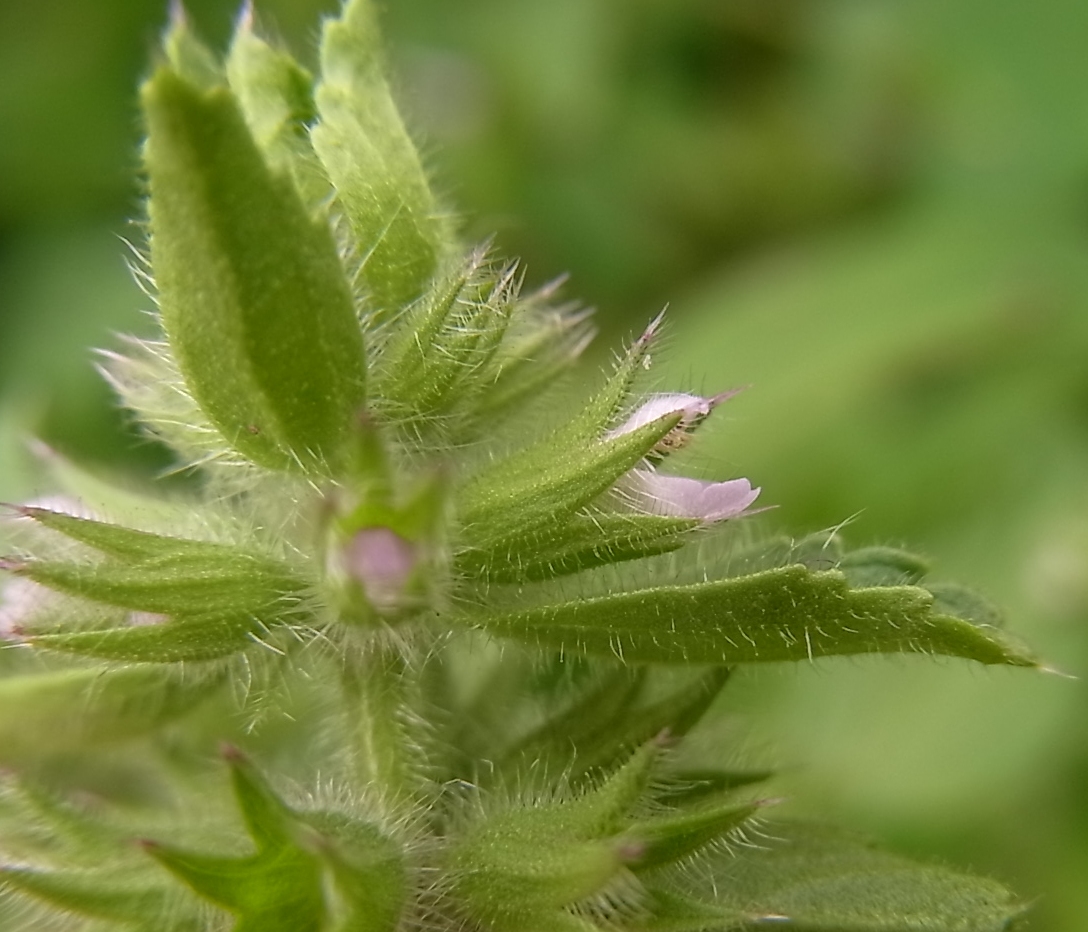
[343,527,418,611]
[623,469,760,522]
[605,391,740,454]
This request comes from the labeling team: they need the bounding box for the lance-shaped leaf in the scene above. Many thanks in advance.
[457,512,700,583]
[458,410,684,549]
[625,798,765,873]
[687,820,1028,931]
[474,565,1038,667]
[29,612,259,663]
[11,544,306,618]
[0,867,192,928]
[312,0,452,314]
[143,66,365,472]
[0,667,218,765]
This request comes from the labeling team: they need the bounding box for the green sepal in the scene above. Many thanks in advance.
[458,512,700,583]
[0,867,184,926]
[447,815,626,932]
[449,738,667,930]
[29,613,258,663]
[143,66,366,472]
[469,286,594,426]
[690,820,1028,931]
[373,249,517,424]
[226,15,328,204]
[0,668,219,765]
[625,798,763,872]
[14,545,305,618]
[660,769,775,806]
[312,0,452,314]
[458,410,684,549]
[475,564,1039,667]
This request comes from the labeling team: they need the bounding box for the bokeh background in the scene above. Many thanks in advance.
[2,0,1086,928]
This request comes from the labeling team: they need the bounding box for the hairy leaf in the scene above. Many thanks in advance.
[143,67,365,471]
[474,565,1037,666]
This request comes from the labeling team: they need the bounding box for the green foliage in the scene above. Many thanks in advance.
[0,1,1039,930]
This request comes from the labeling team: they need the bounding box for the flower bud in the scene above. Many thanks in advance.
[343,526,418,612]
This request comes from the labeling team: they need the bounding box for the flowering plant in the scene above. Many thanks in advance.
[0,3,1037,930]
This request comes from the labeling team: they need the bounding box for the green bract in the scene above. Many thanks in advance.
[0,2,1037,930]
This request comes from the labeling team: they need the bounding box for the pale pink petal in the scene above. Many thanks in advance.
[0,577,50,641]
[606,393,715,439]
[625,470,760,522]
[343,527,417,610]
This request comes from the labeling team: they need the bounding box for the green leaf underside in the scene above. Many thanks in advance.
[475,565,1037,666]
[694,821,1026,931]
[31,613,257,662]
[143,67,365,472]
[312,0,450,314]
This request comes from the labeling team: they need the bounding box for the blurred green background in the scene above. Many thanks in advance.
[1,0,1086,929]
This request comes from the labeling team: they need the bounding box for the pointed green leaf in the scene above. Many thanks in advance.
[458,410,684,548]
[30,613,258,663]
[626,798,762,872]
[0,867,181,925]
[312,0,452,313]
[143,66,365,472]
[18,506,240,561]
[18,548,305,617]
[145,841,324,931]
[660,769,775,806]
[0,668,218,765]
[475,565,1038,667]
[224,748,298,850]
[458,512,700,583]
[693,820,1028,931]
[469,284,595,425]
